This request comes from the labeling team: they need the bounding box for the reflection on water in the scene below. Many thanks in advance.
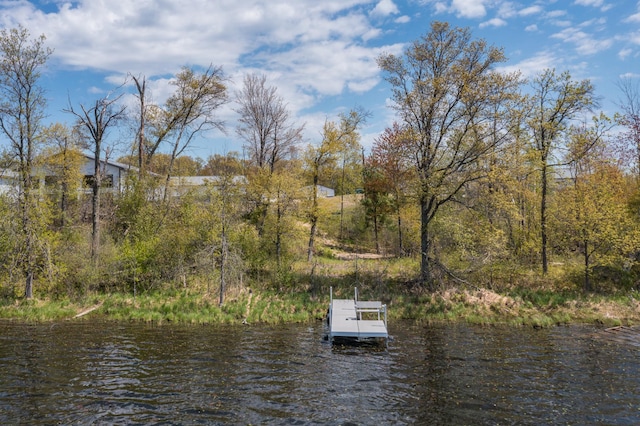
[0,320,638,425]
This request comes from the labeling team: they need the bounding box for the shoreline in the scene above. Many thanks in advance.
[1,286,638,327]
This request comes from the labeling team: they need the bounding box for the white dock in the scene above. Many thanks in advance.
[328,288,388,343]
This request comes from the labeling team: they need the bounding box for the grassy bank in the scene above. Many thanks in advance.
[1,285,639,327]
[0,289,328,325]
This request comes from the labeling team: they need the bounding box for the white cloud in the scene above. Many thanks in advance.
[551,27,613,55]
[547,10,568,19]
[625,13,640,24]
[451,0,487,18]
[525,24,538,32]
[395,15,411,24]
[574,0,603,6]
[0,0,400,110]
[573,0,613,11]
[433,1,448,14]
[496,51,562,78]
[519,6,542,16]
[370,0,399,18]
[479,18,507,29]
[618,48,633,60]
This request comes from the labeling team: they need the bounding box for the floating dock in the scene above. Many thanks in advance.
[327,287,388,344]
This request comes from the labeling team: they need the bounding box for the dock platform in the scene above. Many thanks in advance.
[328,287,388,343]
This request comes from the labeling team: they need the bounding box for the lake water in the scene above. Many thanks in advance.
[0,319,638,425]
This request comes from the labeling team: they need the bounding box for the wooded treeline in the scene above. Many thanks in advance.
[1,22,640,303]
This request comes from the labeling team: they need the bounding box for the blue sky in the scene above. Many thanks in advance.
[0,0,639,160]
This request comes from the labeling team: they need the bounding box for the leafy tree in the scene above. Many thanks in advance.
[200,152,244,176]
[555,163,638,292]
[370,123,416,255]
[0,25,52,298]
[362,156,393,254]
[40,123,85,228]
[304,108,367,262]
[378,21,520,289]
[131,66,228,199]
[526,69,596,274]
[145,153,202,176]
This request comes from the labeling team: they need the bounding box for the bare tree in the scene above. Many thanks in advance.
[0,26,52,298]
[615,77,640,178]
[130,74,147,175]
[235,73,304,237]
[236,73,304,172]
[65,94,127,262]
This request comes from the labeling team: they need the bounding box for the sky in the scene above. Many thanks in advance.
[0,0,639,161]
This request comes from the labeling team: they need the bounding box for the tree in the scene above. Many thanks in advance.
[235,73,303,238]
[142,65,228,200]
[362,156,393,254]
[200,152,244,176]
[615,77,640,179]
[0,26,52,298]
[236,73,303,172]
[65,93,127,262]
[555,163,638,292]
[130,73,147,175]
[41,123,85,228]
[378,21,520,289]
[304,108,367,262]
[370,122,415,255]
[526,69,596,274]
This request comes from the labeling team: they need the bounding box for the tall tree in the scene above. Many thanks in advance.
[65,94,127,262]
[236,73,303,172]
[615,77,640,179]
[235,73,303,237]
[305,108,367,262]
[0,26,52,298]
[362,156,393,254]
[130,73,147,175]
[526,69,596,274]
[161,66,227,198]
[378,21,520,289]
[370,122,415,256]
[133,66,228,199]
[41,123,85,228]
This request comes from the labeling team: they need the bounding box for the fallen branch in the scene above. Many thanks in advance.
[73,302,103,318]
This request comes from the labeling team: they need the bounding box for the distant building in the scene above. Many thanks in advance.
[74,154,137,193]
[168,175,247,197]
[0,170,19,195]
[304,185,335,197]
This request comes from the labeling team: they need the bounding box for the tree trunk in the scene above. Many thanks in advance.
[307,176,319,262]
[25,271,33,299]
[373,206,380,255]
[420,195,433,290]
[91,149,101,262]
[396,201,403,256]
[583,240,591,292]
[219,224,227,306]
[21,175,35,299]
[541,162,548,274]
[275,189,282,270]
